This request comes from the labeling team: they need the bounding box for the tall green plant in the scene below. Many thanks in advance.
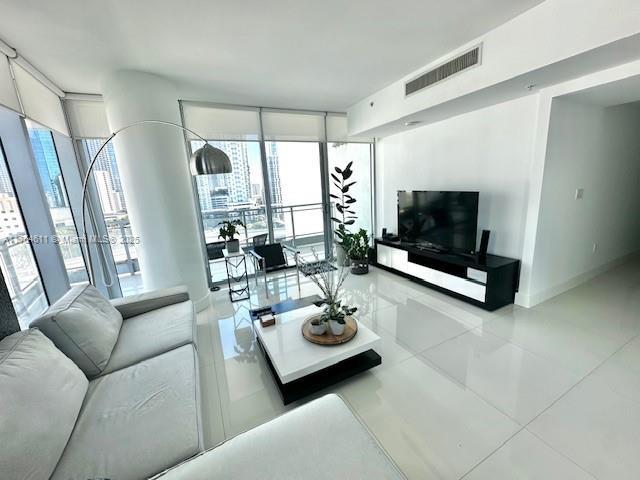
[330,161,357,247]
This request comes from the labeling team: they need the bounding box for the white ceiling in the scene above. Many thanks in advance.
[0,0,544,111]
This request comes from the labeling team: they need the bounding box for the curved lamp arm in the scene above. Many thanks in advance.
[80,120,214,286]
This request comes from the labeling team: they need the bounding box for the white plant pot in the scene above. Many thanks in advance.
[329,319,345,336]
[226,239,240,253]
[309,322,327,335]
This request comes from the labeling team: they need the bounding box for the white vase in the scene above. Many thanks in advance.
[329,319,345,335]
[309,322,327,335]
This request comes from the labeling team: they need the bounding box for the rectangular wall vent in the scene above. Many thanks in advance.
[405,45,481,96]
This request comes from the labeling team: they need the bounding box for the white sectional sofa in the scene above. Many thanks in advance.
[0,284,405,480]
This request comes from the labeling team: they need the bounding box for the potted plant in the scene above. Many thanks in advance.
[348,228,370,275]
[308,316,327,335]
[330,161,357,266]
[299,250,357,336]
[217,219,245,253]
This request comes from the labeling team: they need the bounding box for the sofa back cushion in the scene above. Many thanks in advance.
[0,329,89,480]
[31,285,123,377]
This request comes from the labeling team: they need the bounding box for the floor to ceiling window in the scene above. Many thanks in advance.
[265,141,325,257]
[0,138,47,328]
[191,139,266,283]
[181,104,374,283]
[26,120,88,285]
[80,138,141,295]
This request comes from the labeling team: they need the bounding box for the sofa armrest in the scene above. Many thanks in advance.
[150,393,406,479]
[110,286,190,319]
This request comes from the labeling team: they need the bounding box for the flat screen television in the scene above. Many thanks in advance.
[397,191,479,253]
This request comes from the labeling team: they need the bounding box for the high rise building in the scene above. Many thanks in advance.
[28,128,67,208]
[85,139,127,211]
[94,170,123,214]
[266,142,283,206]
[193,140,283,212]
[0,160,13,196]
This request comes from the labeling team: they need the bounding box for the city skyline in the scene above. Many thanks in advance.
[193,140,283,213]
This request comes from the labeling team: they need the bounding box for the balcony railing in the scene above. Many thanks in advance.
[200,201,326,248]
[99,202,328,290]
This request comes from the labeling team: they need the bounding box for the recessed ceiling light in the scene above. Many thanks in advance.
[404,120,422,126]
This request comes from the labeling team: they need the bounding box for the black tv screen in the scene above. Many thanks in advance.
[397,191,479,253]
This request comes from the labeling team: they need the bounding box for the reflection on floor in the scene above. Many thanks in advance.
[196,258,640,479]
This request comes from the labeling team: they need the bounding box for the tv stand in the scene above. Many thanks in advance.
[374,238,520,311]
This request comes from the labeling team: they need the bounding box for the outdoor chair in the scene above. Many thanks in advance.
[247,242,300,298]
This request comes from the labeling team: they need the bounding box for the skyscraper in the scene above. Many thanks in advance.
[85,139,127,211]
[266,142,283,206]
[28,128,67,208]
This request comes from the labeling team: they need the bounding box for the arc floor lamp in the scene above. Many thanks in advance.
[80,119,231,287]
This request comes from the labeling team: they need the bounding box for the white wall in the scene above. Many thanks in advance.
[376,95,539,303]
[528,98,640,303]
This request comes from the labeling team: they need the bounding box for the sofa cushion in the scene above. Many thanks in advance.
[31,284,123,378]
[0,329,89,480]
[102,300,196,375]
[151,394,406,480]
[51,344,202,480]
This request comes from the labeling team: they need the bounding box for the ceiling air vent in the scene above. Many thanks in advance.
[405,45,482,96]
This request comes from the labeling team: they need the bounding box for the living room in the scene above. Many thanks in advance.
[2,1,640,479]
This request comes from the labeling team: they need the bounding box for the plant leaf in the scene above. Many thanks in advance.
[329,194,339,199]
[344,181,356,189]
[345,198,356,204]
[344,220,355,225]
[343,169,353,180]
[334,167,343,174]
[345,161,353,171]
[330,173,341,184]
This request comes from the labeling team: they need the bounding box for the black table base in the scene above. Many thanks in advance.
[257,336,381,405]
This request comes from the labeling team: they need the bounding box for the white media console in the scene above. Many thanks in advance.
[374,239,520,311]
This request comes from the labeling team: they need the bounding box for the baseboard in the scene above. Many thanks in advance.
[524,250,640,307]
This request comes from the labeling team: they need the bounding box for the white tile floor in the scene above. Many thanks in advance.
[195,257,640,479]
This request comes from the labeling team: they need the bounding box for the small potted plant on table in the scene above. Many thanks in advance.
[348,228,370,275]
[300,251,358,336]
[217,219,245,253]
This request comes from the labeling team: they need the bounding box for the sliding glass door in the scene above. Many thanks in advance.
[265,141,326,259]
[80,138,141,296]
[191,139,266,282]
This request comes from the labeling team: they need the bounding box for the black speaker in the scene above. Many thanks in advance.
[478,230,490,257]
[382,227,387,237]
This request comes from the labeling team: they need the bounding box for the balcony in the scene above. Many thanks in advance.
[108,202,328,295]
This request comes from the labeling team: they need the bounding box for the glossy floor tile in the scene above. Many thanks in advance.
[197,259,640,479]
[528,374,640,480]
[463,429,596,480]
[485,306,626,376]
[420,329,581,425]
[339,357,521,480]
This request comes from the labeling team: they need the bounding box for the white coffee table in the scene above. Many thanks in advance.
[254,304,382,404]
